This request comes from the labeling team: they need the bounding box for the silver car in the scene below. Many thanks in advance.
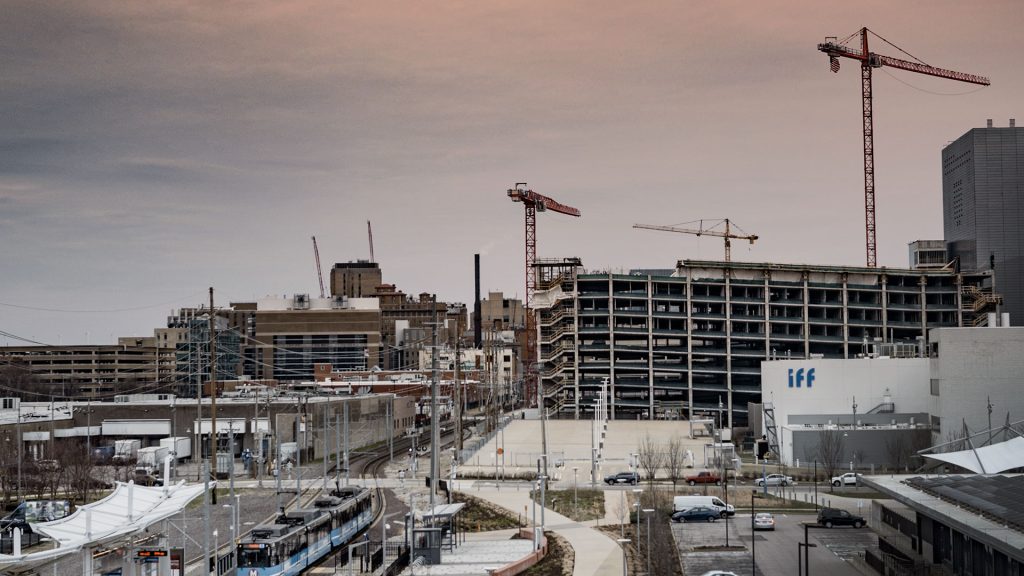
[753,512,775,531]
[755,473,795,487]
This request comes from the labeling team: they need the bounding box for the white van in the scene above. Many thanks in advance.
[673,495,735,517]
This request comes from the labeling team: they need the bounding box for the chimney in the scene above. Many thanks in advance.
[1011,119,1016,128]
[474,254,482,348]
[987,119,993,128]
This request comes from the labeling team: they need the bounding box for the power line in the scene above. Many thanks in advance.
[0,290,207,314]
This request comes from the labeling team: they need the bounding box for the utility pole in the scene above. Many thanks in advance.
[454,337,462,452]
[429,296,441,513]
[208,287,219,492]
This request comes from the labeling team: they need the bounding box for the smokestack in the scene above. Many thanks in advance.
[1011,119,1016,128]
[474,254,482,348]
[987,119,993,128]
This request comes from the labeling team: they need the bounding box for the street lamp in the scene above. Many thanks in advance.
[573,467,579,517]
[642,508,654,576]
[222,494,240,549]
[616,538,630,576]
[852,396,858,430]
[751,489,757,576]
[798,541,818,576]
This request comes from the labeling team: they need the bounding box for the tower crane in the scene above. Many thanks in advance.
[506,183,581,408]
[818,27,989,268]
[633,219,757,262]
[311,236,325,298]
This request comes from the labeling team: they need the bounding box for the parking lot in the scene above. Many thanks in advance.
[670,512,875,576]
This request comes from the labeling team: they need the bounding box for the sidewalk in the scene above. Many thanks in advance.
[399,529,536,576]
[465,483,625,576]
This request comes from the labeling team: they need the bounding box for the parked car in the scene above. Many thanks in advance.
[753,512,775,531]
[671,506,719,523]
[132,472,164,487]
[817,507,865,528]
[831,472,862,487]
[755,474,795,487]
[685,471,722,486]
[604,472,640,485]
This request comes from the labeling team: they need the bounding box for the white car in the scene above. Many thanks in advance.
[755,473,795,487]
[832,472,862,487]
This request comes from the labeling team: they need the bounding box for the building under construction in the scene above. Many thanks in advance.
[533,259,998,427]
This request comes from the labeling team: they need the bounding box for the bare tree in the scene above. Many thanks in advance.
[664,435,686,489]
[817,429,845,491]
[637,434,663,486]
[886,430,932,472]
[0,435,17,507]
[60,441,98,503]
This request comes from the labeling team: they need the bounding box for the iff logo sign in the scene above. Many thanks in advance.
[787,368,816,388]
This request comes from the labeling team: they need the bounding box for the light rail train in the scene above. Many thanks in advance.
[236,486,373,576]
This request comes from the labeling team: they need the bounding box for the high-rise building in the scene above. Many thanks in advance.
[330,261,382,298]
[943,119,1024,322]
[476,291,525,330]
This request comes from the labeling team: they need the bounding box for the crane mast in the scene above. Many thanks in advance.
[633,219,757,262]
[818,27,989,267]
[311,236,325,298]
[506,183,581,410]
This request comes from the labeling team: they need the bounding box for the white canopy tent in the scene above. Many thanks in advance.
[923,436,1024,474]
[0,480,206,575]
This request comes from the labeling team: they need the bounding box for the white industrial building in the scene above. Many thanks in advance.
[760,326,1024,468]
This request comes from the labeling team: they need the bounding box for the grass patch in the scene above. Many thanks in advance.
[529,488,605,522]
[451,492,523,531]
[520,530,574,576]
[830,489,887,500]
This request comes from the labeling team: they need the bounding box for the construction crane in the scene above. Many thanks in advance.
[818,27,989,268]
[506,183,581,408]
[633,219,757,262]
[311,236,325,298]
[367,220,375,263]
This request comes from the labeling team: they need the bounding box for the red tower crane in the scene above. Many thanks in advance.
[507,183,581,407]
[818,28,989,267]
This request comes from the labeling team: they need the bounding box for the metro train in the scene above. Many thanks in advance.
[236,485,373,576]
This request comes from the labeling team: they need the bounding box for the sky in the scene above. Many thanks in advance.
[1,0,1021,345]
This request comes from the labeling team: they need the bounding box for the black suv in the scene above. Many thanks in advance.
[817,507,865,528]
[604,472,640,485]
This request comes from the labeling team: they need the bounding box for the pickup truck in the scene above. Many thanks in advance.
[685,471,722,486]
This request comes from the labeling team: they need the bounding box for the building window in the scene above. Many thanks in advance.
[930,379,940,396]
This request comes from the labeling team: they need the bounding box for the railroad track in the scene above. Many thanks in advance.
[302,427,466,574]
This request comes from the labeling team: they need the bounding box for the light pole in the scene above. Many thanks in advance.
[642,508,654,576]
[16,402,22,502]
[619,490,625,539]
[616,538,630,576]
[572,467,579,517]
[751,489,757,576]
[222,493,239,550]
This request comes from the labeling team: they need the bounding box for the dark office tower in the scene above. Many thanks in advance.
[943,119,1024,323]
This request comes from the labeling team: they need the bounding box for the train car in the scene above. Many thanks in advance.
[236,486,372,576]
